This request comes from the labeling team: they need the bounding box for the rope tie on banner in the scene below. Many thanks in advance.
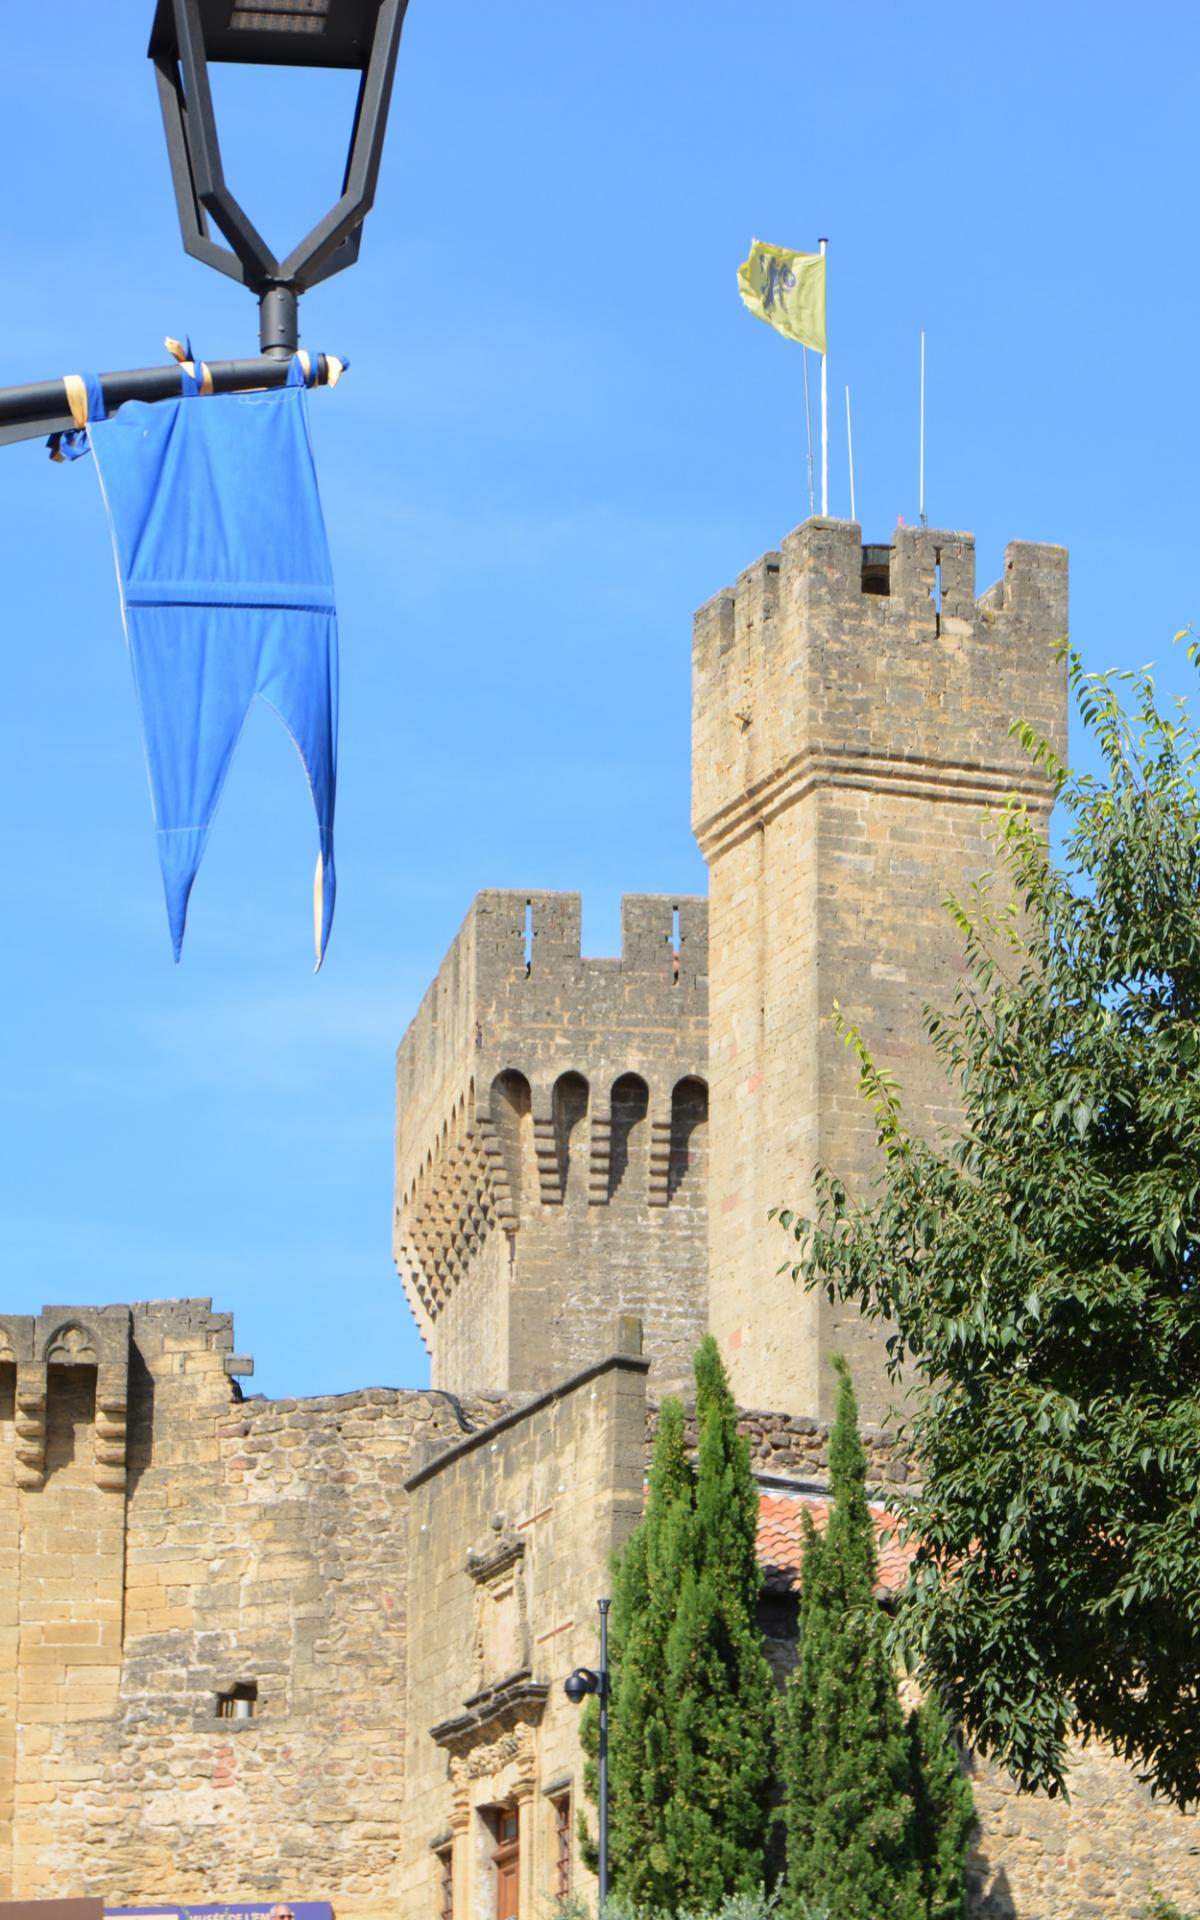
[165,336,213,395]
[47,372,107,463]
[64,375,89,430]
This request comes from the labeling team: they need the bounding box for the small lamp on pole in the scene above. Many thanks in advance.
[564,1596,611,1904]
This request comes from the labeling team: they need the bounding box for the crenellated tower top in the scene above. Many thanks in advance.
[693,519,1067,865]
[394,891,709,1397]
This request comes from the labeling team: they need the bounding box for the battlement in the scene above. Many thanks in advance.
[395,890,707,1186]
[393,891,709,1396]
[0,1301,246,1495]
[693,518,1067,860]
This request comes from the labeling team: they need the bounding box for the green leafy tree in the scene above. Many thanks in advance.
[583,1337,775,1908]
[779,1356,926,1920]
[778,649,1200,1806]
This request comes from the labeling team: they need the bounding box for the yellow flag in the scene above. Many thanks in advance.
[737,239,826,354]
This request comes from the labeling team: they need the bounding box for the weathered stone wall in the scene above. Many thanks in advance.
[647,1399,916,1491]
[394,890,710,1397]
[400,1327,649,1920]
[0,1307,132,1902]
[0,1300,514,1918]
[968,1744,1200,1920]
[0,1360,14,1901]
[693,519,1068,1422]
[3,1296,1196,1920]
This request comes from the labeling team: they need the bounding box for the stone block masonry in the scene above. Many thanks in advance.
[1,1297,1195,1920]
[0,1300,516,1918]
[693,520,1068,1422]
[394,891,710,1397]
[400,1324,650,1920]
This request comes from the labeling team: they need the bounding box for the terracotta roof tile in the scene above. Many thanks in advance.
[756,1490,913,1598]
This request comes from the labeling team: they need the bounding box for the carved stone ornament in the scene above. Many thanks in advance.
[449,1717,538,1787]
[44,1322,99,1365]
[468,1532,531,1693]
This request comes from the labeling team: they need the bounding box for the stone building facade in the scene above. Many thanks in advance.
[2,517,1198,1920]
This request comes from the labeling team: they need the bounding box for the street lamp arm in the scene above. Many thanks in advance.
[0,352,347,453]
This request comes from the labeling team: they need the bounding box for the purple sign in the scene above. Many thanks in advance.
[108,1907,331,1920]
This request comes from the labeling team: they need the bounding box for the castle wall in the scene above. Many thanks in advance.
[2,1298,1195,1920]
[968,1744,1200,1920]
[693,520,1068,1420]
[0,1362,14,1900]
[0,1301,513,1918]
[394,891,709,1397]
[400,1326,649,1920]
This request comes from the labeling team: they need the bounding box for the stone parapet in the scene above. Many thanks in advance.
[646,1400,915,1492]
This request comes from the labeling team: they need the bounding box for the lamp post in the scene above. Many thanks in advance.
[0,1,408,447]
[564,1596,611,1906]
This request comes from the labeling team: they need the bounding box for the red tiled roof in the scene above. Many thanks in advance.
[756,1490,914,1598]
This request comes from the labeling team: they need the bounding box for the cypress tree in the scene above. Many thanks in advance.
[908,1691,976,1920]
[585,1337,775,1908]
[779,1356,924,1920]
[581,1394,694,1893]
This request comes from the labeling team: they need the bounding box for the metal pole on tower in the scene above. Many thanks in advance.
[919,329,927,526]
[819,237,828,515]
[845,385,856,523]
[803,348,815,516]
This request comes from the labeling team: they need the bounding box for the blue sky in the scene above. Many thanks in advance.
[1,2,1197,1397]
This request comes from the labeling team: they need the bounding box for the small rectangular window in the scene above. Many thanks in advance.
[435,1844,453,1920]
[216,1681,257,1719]
[553,1792,571,1899]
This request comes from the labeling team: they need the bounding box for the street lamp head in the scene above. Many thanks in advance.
[149,1,382,71]
[564,1668,600,1707]
[148,0,410,352]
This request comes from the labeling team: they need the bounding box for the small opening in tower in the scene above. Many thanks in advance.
[671,905,681,983]
[216,1681,258,1720]
[523,901,533,977]
[932,547,943,635]
[861,545,891,595]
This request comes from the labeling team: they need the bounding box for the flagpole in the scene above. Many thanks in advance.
[919,328,926,526]
[803,348,815,516]
[845,385,855,523]
[819,237,828,515]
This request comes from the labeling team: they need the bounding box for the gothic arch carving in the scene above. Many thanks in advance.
[43,1321,99,1366]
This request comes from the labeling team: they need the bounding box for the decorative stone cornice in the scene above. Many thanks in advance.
[430,1673,549,1755]
[694,742,1057,863]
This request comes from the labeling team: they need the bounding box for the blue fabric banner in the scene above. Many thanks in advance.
[87,355,338,965]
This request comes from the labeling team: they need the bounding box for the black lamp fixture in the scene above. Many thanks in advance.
[148,0,410,356]
[564,1599,610,1903]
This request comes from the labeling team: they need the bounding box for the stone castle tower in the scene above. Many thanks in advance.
[392,889,709,1396]
[693,521,1067,1419]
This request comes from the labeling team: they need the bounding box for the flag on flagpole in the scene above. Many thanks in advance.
[737,239,826,354]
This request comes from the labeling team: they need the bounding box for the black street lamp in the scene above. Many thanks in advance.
[564,1597,611,1905]
[149,0,410,356]
[0,2,408,447]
